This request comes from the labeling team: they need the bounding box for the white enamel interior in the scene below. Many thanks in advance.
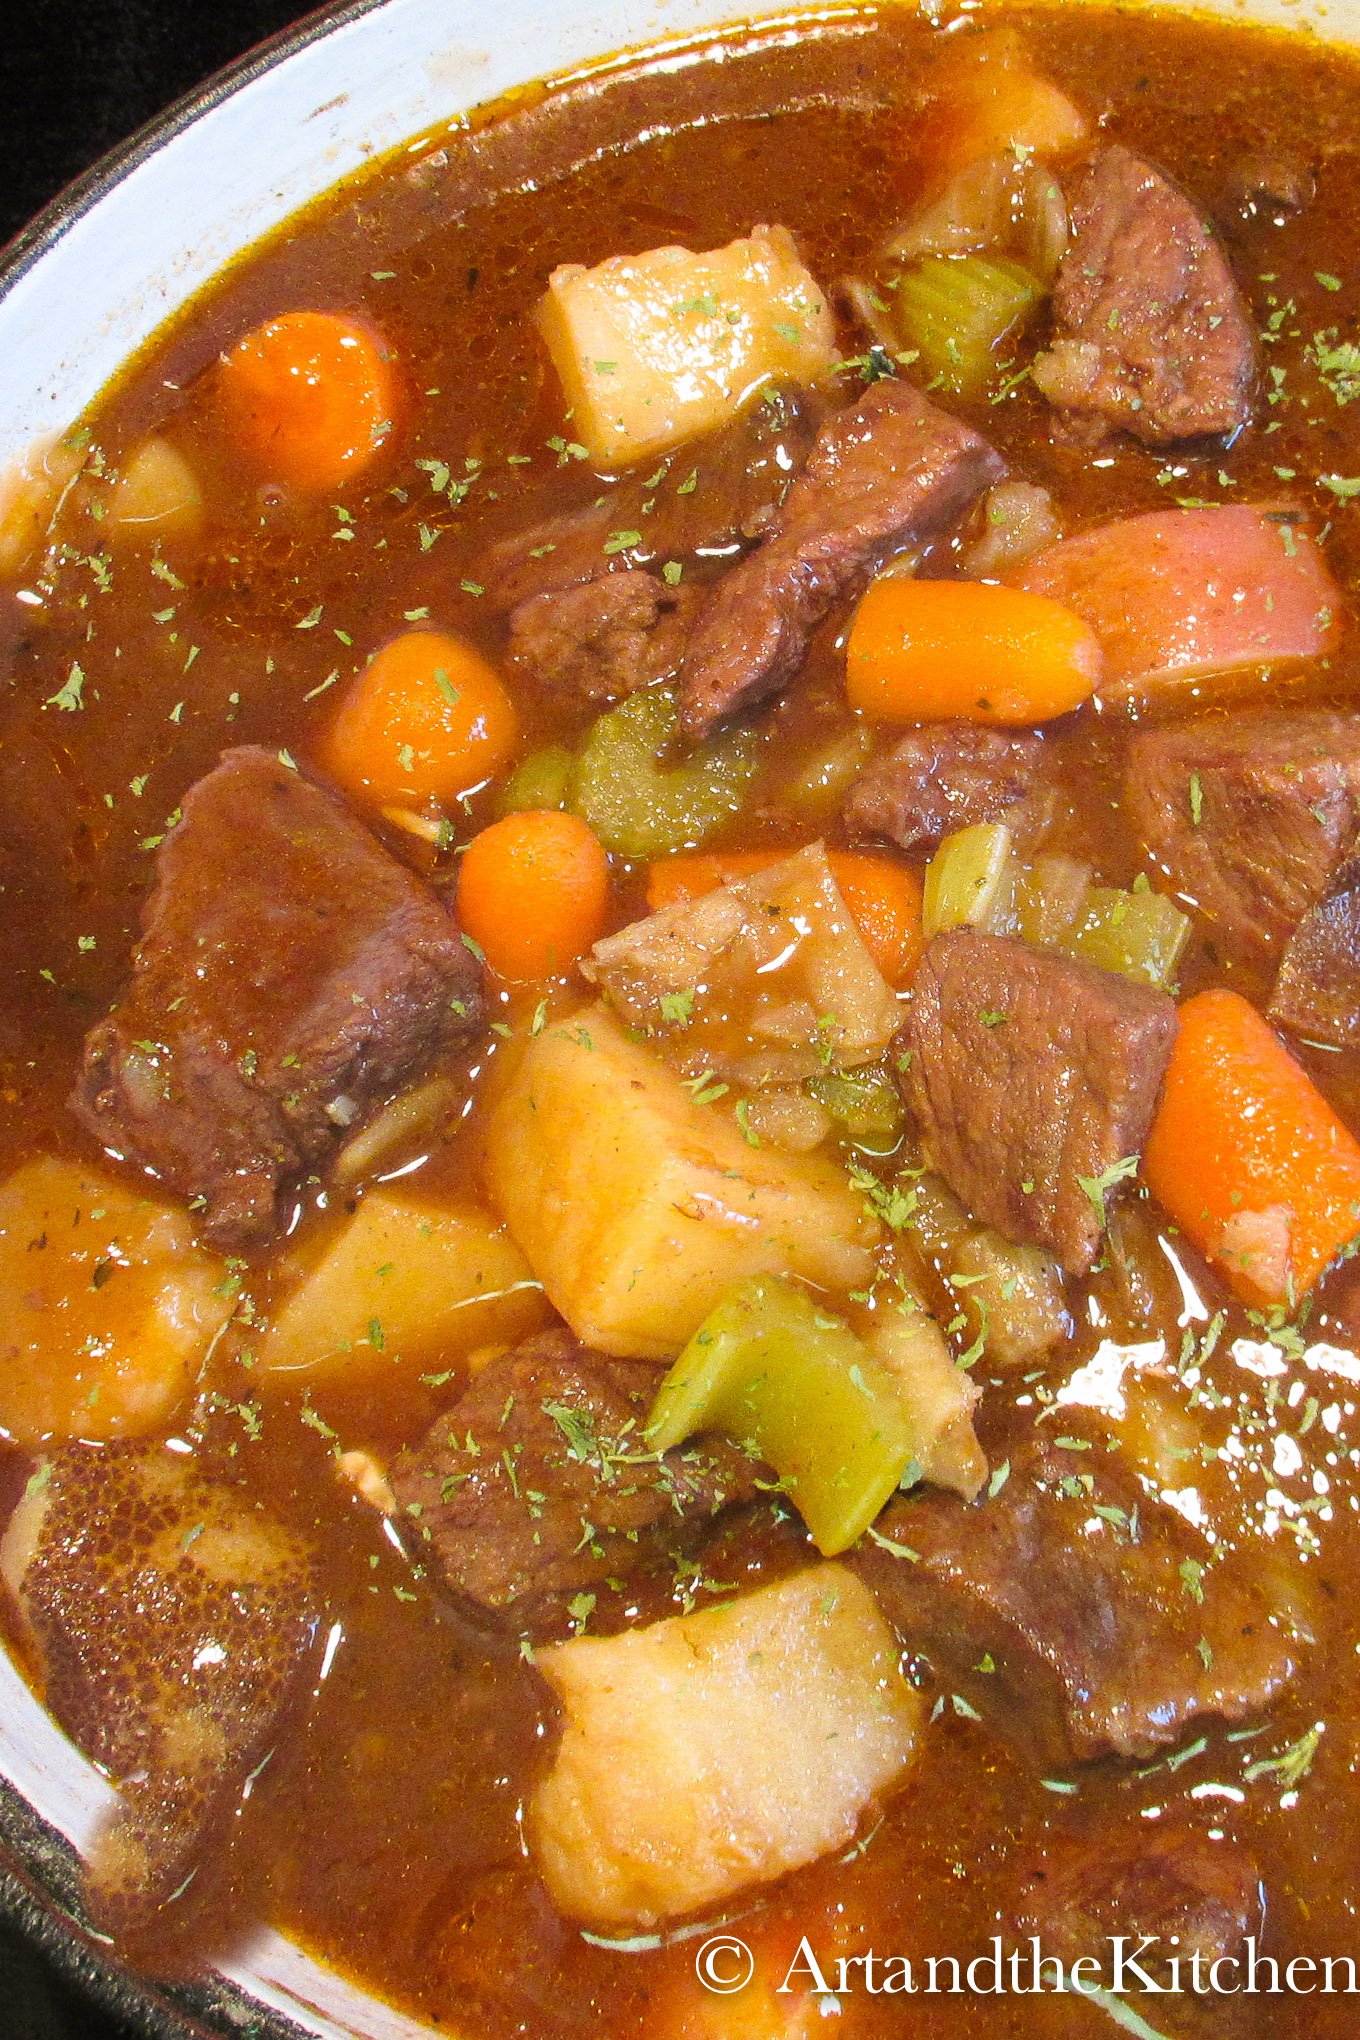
[0,0,1357,2031]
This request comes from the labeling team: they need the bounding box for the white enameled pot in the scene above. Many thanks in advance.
[0,0,1354,2032]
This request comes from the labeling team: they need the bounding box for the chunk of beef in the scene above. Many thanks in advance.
[1014,1821,1265,2017]
[74,747,482,1249]
[1270,855,1360,1046]
[1032,146,1255,446]
[678,380,1006,738]
[389,1331,762,1625]
[902,930,1176,1275]
[1126,711,1360,967]
[479,385,819,609]
[843,724,1046,852]
[1,1444,317,1925]
[851,1432,1297,1761]
[506,569,701,703]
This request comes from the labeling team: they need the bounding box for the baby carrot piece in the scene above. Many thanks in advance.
[457,811,611,981]
[1143,987,1360,1308]
[845,578,1101,727]
[218,311,396,492]
[647,848,924,986]
[916,32,1089,186]
[324,629,519,809]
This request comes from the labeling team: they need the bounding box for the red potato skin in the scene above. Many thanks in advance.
[1014,505,1340,696]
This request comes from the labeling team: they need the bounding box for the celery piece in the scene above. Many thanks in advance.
[572,687,757,858]
[645,1276,923,1555]
[1015,853,1090,948]
[1059,885,1190,989]
[496,743,576,817]
[894,254,1044,399]
[782,723,875,816]
[807,1068,904,1153]
[921,822,1015,940]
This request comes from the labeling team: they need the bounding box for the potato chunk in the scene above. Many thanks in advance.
[484,1007,879,1358]
[257,1186,548,1383]
[0,1156,230,1445]
[531,1564,921,1926]
[537,226,836,467]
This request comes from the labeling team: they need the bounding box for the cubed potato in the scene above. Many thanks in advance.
[0,435,85,577]
[530,1563,921,1927]
[537,225,836,467]
[257,1185,549,1383]
[109,435,204,543]
[0,1156,230,1445]
[483,1007,879,1358]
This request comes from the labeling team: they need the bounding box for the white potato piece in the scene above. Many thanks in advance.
[0,435,86,577]
[0,1156,230,1446]
[108,435,204,542]
[484,1006,879,1358]
[256,1185,548,1383]
[531,1563,921,1927]
[537,225,836,467]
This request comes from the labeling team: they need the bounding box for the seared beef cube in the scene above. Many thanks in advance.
[1033,146,1255,445]
[902,931,1176,1275]
[1270,855,1360,1046]
[479,386,818,609]
[389,1331,761,1623]
[679,380,1005,738]
[1127,711,1360,966]
[75,747,482,1249]
[843,723,1046,852]
[506,569,701,703]
[1014,1822,1264,2011]
[851,1433,1297,1762]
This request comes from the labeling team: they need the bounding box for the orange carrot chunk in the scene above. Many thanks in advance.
[324,629,519,809]
[218,311,397,492]
[1015,505,1341,700]
[845,578,1101,727]
[458,811,611,981]
[916,32,1089,188]
[1143,987,1360,1308]
[646,848,924,987]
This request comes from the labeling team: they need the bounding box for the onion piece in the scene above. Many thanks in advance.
[885,152,1069,284]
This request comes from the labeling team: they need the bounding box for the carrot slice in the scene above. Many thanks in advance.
[647,848,924,986]
[845,578,1101,727]
[457,811,611,981]
[1015,506,1340,700]
[916,32,1089,187]
[323,629,519,808]
[1143,987,1360,1308]
[218,311,397,492]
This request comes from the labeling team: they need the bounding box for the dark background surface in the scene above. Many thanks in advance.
[2,4,327,2036]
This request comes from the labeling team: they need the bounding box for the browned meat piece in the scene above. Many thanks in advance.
[74,747,482,1250]
[1014,1821,1265,2015]
[1224,149,1315,230]
[678,380,1005,738]
[1,1444,317,1925]
[389,1330,762,1624]
[1127,711,1360,967]
[479,385,819,609]
[843,724,1046,851]
[902,931,1176,1275]
[851,1432,1297,1762]
[506,569,701,703]
[1270,855,1360,1046]
[1032,146,1255,445]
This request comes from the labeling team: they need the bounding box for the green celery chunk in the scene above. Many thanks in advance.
[572,687,757,858]
[645,1276,922,1555]
[894,254,1043,398]
[922,822,1014,940]
[1059,885,1190,989]
[806,1068,905,1152]
[496,743,575,816]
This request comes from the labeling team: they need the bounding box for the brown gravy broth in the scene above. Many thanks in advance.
[7,4,1360,2032]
